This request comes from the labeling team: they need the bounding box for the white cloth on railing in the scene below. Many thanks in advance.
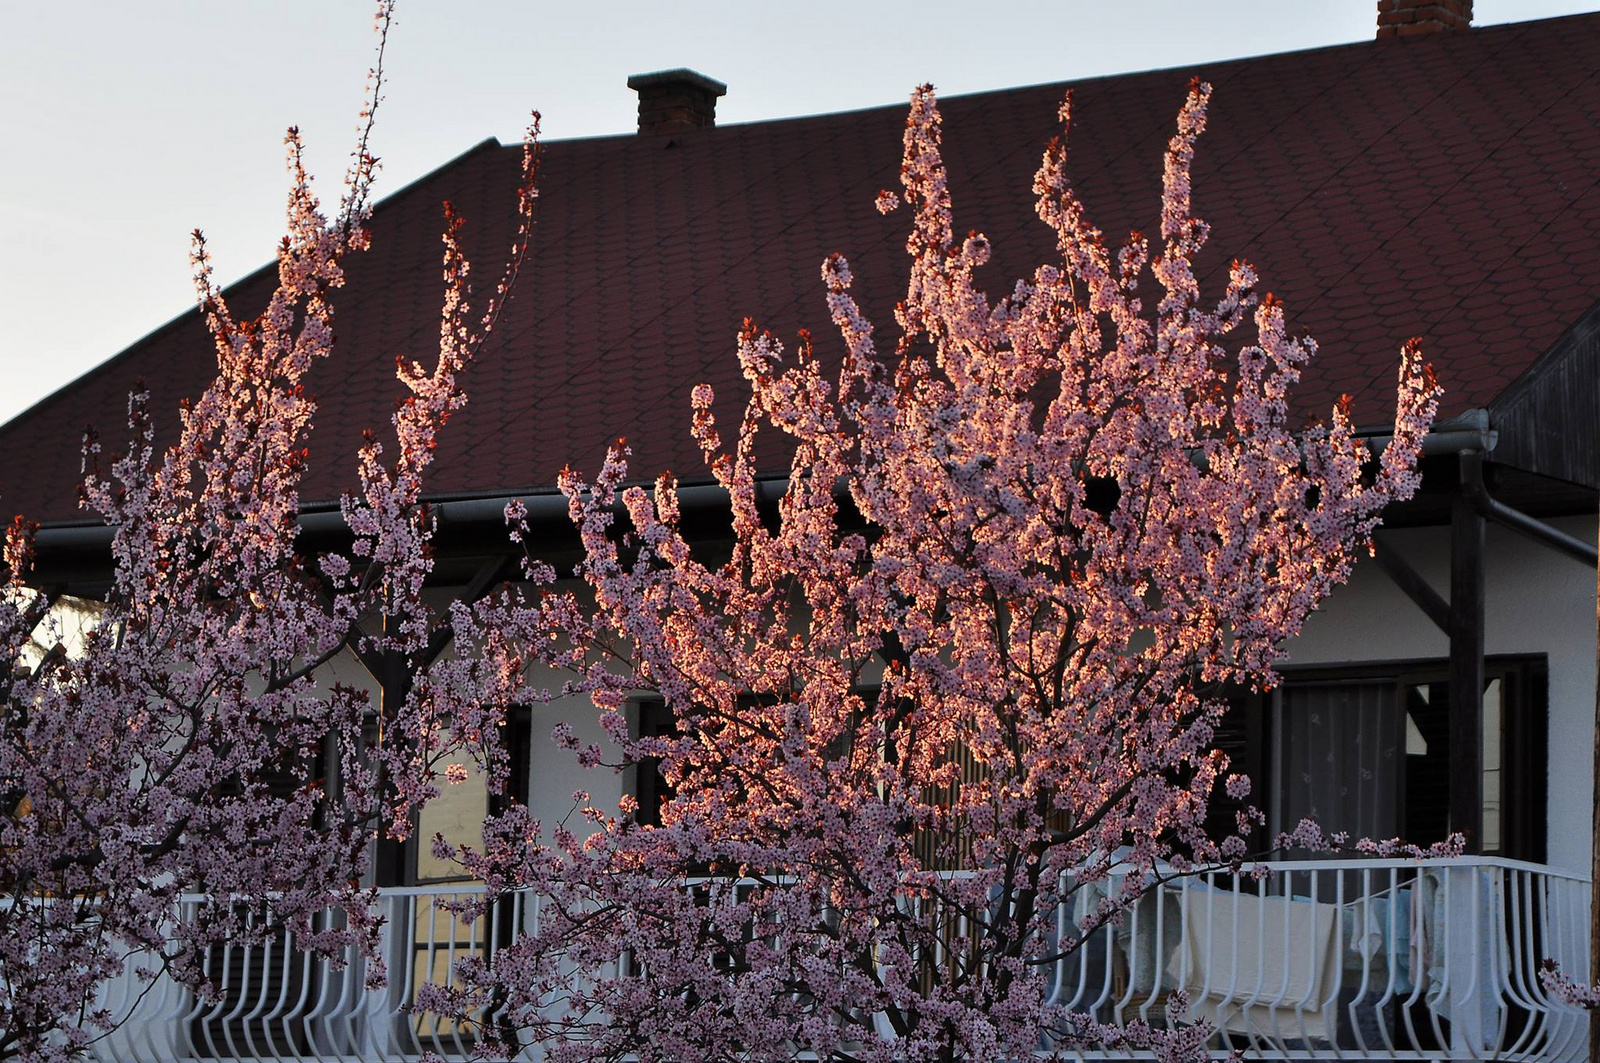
[1168,886,1341,1042]
[1344,892,1388,965]
[1419,866,1502,1051]
[1123,884,1183,998]
[1064,878,1181,1003]
[1340,886,1417,993]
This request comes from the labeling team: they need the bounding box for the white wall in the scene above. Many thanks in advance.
[1282,515,1598,874]
[518,657,629,846]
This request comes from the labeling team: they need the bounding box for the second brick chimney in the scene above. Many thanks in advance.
[1377,0,1472,37]
[627,69,727,134]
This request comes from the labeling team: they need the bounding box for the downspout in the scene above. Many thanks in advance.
[1457,451,1598,567]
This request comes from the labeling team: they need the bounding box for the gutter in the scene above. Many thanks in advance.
[1356,406,1497,458]
[31,479,792,557]
[21,408,1515,559]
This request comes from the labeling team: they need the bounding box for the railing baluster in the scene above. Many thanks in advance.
[396,892,423,1060]
[1348,865,1373,1056]
[196,931,229,1060]
[263,922,296,1062]
[1428,866,1453,1051]
[1547,871,1589,1062]
[1370,864,1401,1058]
[428,892,450,1059]
[1488,866,1511,1059]
[1397,866,1426,1053]
[88,941,128,1063]
[323,904,362,1060]
[1500,867,1532,1058]
[479,886,502,1046]
[1192,872,1214,1043]
[1064,874,1089,1015]
[1522,868,1553,1061]
[1350,866,1372,1060]
[449,891,473,1058]
[1248,870,1273,1050]
[1465,864,1486,1057]
[1300,867,1326,1054]
[150,898,206,1063]
[1263,868,1285,1052]
[151,938,188,1063]
[1138,874,1164,1028]
[284,926,313,1060]
[1112,872,1136,1022]
[1175,875,1192,1037]
[238,915,275,1062]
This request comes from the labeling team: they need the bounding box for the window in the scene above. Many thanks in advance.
[629,695,786,830]
[1203,689,1267,845]
[407,706,532,883]
[1391,662,1545,859]
[1274,680,1401,844]
[631,697,677,828]
[1249,658,1546,860]
[404,707,532,1049]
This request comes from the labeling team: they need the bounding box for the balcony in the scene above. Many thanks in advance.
[83,857,1590,1061]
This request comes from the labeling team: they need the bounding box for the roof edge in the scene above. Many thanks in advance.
[0,136,506,439]
[29,411,1500,549]
[1485,294,1600,489]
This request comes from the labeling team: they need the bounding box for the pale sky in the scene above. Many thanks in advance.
[2,0,1595,425]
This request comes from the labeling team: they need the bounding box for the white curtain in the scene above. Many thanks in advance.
[1275,681,1400,843]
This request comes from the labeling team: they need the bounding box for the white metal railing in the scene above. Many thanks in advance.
[82,857,1591,1061]
[84,887,551,1063]
[1043,858,1591,1060]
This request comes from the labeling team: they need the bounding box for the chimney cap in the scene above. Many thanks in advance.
[626,68,727,97]
[1376,0,1472,37]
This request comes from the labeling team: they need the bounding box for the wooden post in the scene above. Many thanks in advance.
[1449,452,1485,855]
[374,636,413,888]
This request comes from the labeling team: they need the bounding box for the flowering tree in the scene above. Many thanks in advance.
[422,79,1442,1062]
[0,5,540,1058]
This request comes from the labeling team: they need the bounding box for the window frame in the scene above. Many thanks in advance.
[1253,655,1548,861]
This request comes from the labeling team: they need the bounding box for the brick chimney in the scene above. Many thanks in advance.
[627,69,727,134]
[1377,0,1472,37]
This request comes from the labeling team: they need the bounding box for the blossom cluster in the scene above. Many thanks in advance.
[430,79,1440,1062]
[0,5,542,1058]
[1539,959,1600,1010]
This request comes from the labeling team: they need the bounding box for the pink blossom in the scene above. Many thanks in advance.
[436,79,1439,1062]
[0,5,544,1057]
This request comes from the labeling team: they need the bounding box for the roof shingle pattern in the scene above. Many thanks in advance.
[5,14,1599,524]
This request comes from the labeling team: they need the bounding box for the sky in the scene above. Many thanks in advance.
[2,0,1596,426]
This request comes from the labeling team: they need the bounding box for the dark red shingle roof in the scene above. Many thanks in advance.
[6,13,1600,524]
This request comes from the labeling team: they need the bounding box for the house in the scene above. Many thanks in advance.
[4,0,1598,1058]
